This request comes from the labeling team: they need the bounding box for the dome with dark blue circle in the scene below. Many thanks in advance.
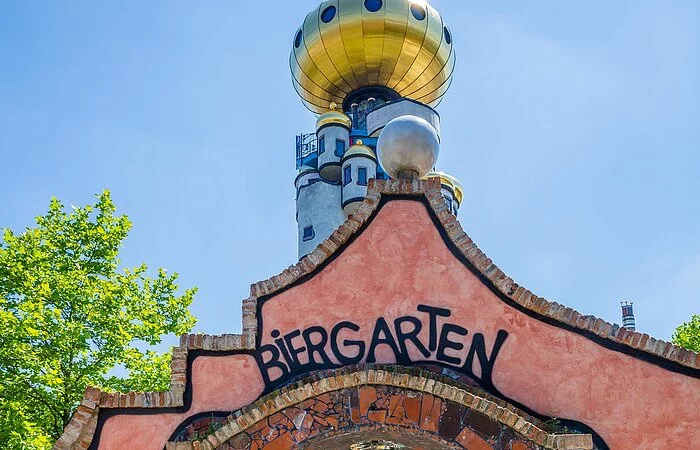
[364,0,383,13]
[290,0,456,114]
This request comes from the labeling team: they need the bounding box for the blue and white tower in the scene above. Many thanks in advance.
[291,0,464,258]
[341,140,377,216]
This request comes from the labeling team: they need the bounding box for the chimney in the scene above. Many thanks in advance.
[621,302,636,331]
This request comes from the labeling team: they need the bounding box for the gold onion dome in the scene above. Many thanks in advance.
[343,140,377,160]
[316,102,353,129]
[424,171,463,203]
[291,0,455,114]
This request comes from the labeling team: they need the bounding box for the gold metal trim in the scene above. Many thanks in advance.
[424,171,463,204]
[316,105,353,130]
[343,141,377,161]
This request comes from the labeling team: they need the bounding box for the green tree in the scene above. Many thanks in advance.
[672,314,700,353]
[0,191,196,448]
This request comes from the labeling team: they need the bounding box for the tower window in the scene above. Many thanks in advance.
[335,139,346,157]
[343,165,352,186]
[446,197,453,213]
[410,4,426,21]
[294,29,303,48]
[364,0,383,13]
[321,6,336,23]
[302,226,315,241]
[444,27,452,45]
[358,167,368,186]
[318,135,325,155]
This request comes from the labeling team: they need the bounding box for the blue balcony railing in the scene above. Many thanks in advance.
[296,133,317,170]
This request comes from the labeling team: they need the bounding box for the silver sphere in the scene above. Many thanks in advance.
[377,115,440,179]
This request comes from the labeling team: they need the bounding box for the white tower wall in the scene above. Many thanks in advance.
[317,125,350,182]
[367,99,441,139]
[342,156,377,216]
[296,172,345,258]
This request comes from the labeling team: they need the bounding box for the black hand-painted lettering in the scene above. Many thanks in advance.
[463,330,509,391]
[437,323,468,365]
[257,306,509,395]
[273,335,294,370]
[283,330,307,370]
[417,304,451,352]
[331,321,365,365]
[302,326,333,366]
[256,344,290,385]
[394,316,430,361]
[366,317,402,363]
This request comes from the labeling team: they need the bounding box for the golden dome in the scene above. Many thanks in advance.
[442,172,464,203]
[316,103,353,130]
[291,0,455,114]
[424,171,463,203]
[343,140,377,160]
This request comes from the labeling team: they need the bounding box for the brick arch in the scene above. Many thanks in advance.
[167,368,592,450]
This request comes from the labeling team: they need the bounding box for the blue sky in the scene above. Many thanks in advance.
[1,1,698,349]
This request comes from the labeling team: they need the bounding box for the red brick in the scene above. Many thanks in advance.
[420,395,442,433]
[359,386,376,416]
[511,441,529,450]
[404,395,421,424]
[456,427,493,450]
[264,432,295,450]
[367,410,387,423]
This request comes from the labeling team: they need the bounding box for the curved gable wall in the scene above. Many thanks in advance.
[257,199,699,449]
[57,179,699,450]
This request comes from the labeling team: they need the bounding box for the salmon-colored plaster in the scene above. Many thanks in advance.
[97,354,263,450]
[260,200,700,449]
[94,199,698,450]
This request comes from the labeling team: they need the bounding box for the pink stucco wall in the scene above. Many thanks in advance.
[98,355,264,450]
[259,201,699,449]
[96,200,699,449]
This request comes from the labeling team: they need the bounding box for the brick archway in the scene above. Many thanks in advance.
[167,368,592,450]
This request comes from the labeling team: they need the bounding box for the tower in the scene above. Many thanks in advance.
[425,171,464,216]
[621,301,636,331]
[341,140,377,215]
[292,0,463,258]
[58,3,700,448]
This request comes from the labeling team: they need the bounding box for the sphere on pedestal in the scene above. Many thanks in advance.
[377,115,440,179]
